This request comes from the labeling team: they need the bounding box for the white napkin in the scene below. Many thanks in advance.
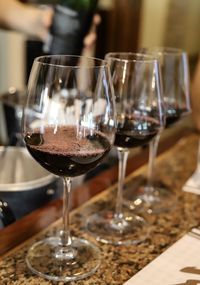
[182,170,200,195]
[124,229,200,285]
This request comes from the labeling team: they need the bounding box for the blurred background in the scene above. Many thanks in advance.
[0,0,199,95]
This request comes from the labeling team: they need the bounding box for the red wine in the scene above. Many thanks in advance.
[25,126,111,177]
[165,107,186,128]
[114,115,160,149]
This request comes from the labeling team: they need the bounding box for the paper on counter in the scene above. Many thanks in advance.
[124,230,200,285]
[182,171,200,195]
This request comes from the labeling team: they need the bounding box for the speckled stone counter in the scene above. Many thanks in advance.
[0,133,200,285]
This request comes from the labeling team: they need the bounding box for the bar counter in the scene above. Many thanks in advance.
[0,116,200,284]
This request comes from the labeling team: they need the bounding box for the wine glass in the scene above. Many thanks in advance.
[22,55,116,282]
[86,52,165,245]
[124,47,191,213]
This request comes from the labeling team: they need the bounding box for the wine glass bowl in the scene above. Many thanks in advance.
[86,52,165,245]
[157,47,190,128]
[22,55,116,282]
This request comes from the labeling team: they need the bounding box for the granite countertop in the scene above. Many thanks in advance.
[0,132,199,285]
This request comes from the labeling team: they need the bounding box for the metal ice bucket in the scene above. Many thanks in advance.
[0,87,25,146]
[0,147,62,224]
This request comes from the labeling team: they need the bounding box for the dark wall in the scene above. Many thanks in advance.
[96,0,143,59]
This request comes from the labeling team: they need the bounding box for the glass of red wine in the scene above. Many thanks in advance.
[86,52,165,245]
[22,55,116,282]
[124,47,191,213]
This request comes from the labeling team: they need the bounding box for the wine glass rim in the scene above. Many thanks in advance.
[105,52,159,62]
[140,46,186,55]
[34,54,108,69]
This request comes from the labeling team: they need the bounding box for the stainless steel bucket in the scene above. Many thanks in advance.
[0,87,25,146]
[0,147,62,223]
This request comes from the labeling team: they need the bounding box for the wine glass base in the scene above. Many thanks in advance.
[124,179,176,214]
[86,211,149,245]
[26,236,101,282]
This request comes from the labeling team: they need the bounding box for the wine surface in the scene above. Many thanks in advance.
[114,115,160,149]
[25,126,111,177]
[165,107,186,128]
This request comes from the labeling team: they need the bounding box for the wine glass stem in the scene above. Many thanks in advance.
[55,177,76,260]
[147,134,160,189]
[62,176,72,246]
[115,149,129,219]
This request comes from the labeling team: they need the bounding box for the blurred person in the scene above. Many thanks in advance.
[0,0,101,81]
[0,0,53,41]
[0,0,100,50]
